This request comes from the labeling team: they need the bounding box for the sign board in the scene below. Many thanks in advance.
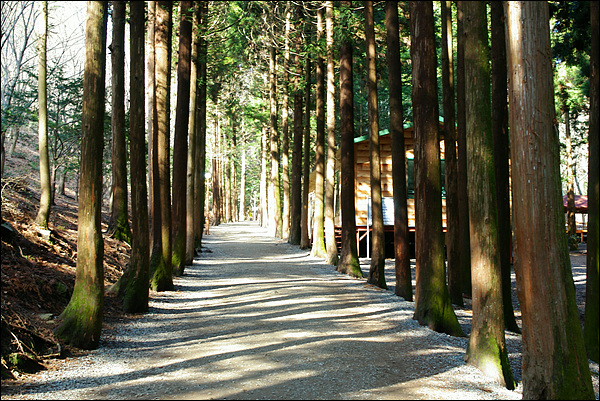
[367,197,395,226]
[366,197,395,259]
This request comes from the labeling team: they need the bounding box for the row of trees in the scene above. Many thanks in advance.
[244,3,598,397]
[2,1,596,399]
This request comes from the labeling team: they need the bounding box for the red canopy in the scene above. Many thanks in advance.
[563,194,588,213]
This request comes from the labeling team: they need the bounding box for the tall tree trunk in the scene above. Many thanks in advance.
[268,46,282,238]
[185,2,198,264]
[288,5,304,245]
[150,0,174,291]
[223,127,230,224]
[146,1,156,247]
[463,1,514,388]
[259,125,268,228]
[311,6,327,258]
[324,0,338,266]
[239,139,246,221]
[456,1,471,297]
[365,0,386,289]
[564,106,577,237]
[35,1,50,230]
[504,2,594,398]
[194,1,208,248]
[227,125,235,222]
[490,0,519,334]
[300,59,312,249]
[107,0,131,243]
[224,153,231,223]
[148,0,163,288]
[585,0,599,365]
[172,0,192,277]
[410,1,463,337]
[281,5,291,238]
[50,164,57,206]
[115,1,149,313]
[337,0,363,278]
[441,0,461,307]
[385,0,410,300]
[219,130,225,222]
[54,1,107,350]
[56,167,65,196]
[212,114,222,226]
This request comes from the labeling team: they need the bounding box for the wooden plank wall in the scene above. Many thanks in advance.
[353,129,446,229]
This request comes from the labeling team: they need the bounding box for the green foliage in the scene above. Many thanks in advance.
[555,63,589,117]
[3,60,84,188]
[567,234,580,251]
[549,1,591,73]
[7,353,45,374]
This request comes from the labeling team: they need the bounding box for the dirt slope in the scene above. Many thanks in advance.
[1,143,130,379]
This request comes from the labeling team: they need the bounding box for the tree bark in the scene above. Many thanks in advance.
[185,2,198,264]
[456,1,472,297]
[54,1,107,350]
[146,1,156,248]
[212,114,222,226]
[115,1,149,313]
[364,0,386,289]
[35,1,50,230]
[288,4,304,245]
[193,1,208,249]
[150,0,174,291]
[259,125,267,227]
[504,2,594,398]
[228,123,236,223]
[337,0,363,279]
[172,0,192,276]
[564,106,577,237]
[268,45,282,238]
[410,1,463,337]
[107,0,131,243]
[281,5,291,238]
[300,59,312,250]
[239,138,246,221]
[324,0,338,266]
[441,0,461,307]
[584,0,599,365]
[490,1,519,333]
[463,1,514,388]
[385,0,410,300]
[311,6,327,258]
[223,128,230,223]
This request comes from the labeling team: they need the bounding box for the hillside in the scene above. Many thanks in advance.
[1,132,131,379]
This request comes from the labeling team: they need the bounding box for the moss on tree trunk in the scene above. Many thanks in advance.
[463,1,515,388]
[54,1,107,351]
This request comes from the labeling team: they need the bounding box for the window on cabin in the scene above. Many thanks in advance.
[406,158,446,199]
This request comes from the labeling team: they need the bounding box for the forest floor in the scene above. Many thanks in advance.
[1,138,131,379]
[1,212,599,399]
[1,138,598,399]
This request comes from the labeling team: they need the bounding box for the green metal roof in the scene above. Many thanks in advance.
[353,116,446,144]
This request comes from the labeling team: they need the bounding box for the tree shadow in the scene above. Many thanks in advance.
[3,222,522,400]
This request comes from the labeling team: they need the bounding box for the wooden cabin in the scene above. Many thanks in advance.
[350,120,446,257]
[308,119,447,257]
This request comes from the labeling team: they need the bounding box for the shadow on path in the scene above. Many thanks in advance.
[3,222,523,400]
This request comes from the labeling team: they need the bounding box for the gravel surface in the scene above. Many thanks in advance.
[2,221,598,400]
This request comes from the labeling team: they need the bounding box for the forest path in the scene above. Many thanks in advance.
[6,221,525,400]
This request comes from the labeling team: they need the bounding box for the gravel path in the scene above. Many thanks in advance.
[2,221,598,400]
